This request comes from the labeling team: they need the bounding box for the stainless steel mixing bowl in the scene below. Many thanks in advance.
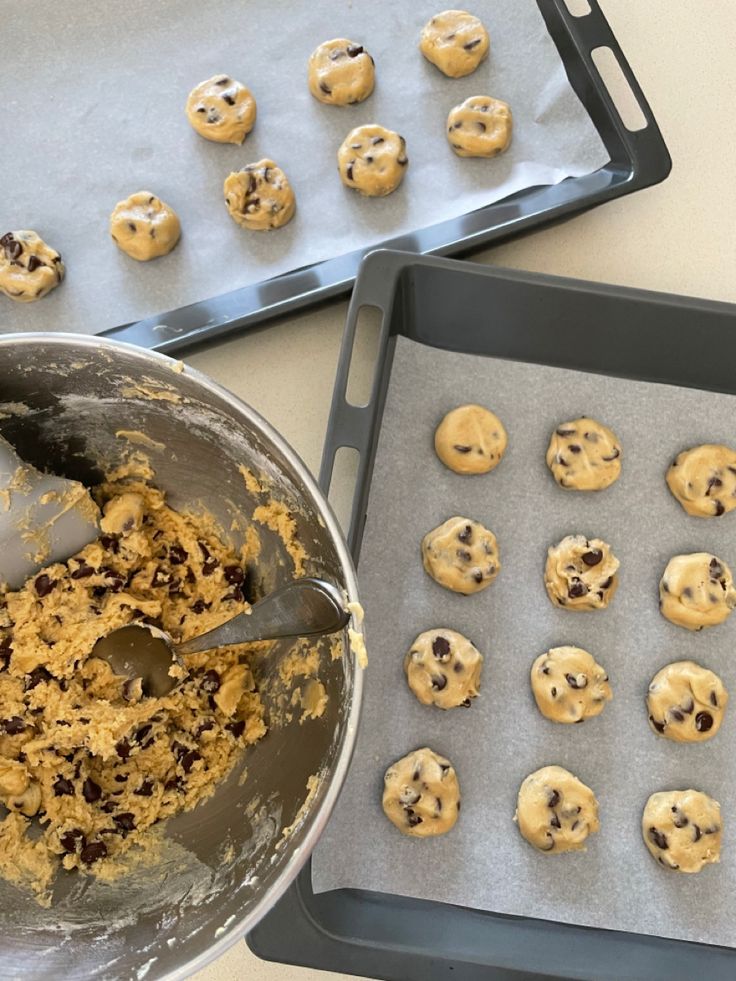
[0,334,363,979]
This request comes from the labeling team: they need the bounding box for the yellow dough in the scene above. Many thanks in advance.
[0,231,64,302]
[666,444,736,517]
[515,765,599,854]
[422,516,500,594]
[224,160,296,231]
[185,74,256,144]
[531,646,611,723]
[337,124,408,197]
[434,403,507,474]
[0,477,268,905]
[308,39,375,105]
[109,192,181,262]
[643,790,722,873]
[647,660,728,742]
[659,552,736,630]
[544,534,619,610]
[404,628,482,709]
[382,747,460,837]
[546,417,622,491]
[419,10,489,78]
[446,97,512,158]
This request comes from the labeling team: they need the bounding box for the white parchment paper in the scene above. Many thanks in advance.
[0,1,607,335]
[312,336,736,948]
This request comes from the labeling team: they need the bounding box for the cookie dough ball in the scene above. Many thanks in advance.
[186,74,256,144]
[647,660,728,742]
[643,790,721,873]
[546,418,621,491]
[419,10,489,78]
[224,160,296,231]
[531,646,612,723]
[434,404,507,474]
[515,765,599,853]
[666,444,736,517]
[447,96,512,158]
[308,39,375,106]
[109,192,181,262]
[404,628,483,709]
[422,516,500,594]
[382,747,460,837]
[544,535,619,611]
[659,553,736,630]
[337,124,408,197]
[0,231,64,302]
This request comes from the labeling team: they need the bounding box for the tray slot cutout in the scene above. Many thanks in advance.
[562,0,592,16]
[327,446,361,534]
[345,305,384,408]
[591,46,648,131]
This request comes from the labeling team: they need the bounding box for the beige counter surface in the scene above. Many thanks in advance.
[188,2,736,978]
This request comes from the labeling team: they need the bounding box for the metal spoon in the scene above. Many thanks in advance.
[92,577,350,697]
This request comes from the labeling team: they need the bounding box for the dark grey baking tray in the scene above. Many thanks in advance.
[247,250,736,980]
[101,0,670,354]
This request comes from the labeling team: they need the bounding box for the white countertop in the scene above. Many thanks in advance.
[189,1,736,978]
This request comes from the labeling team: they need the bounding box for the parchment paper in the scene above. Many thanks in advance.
[0,1,607,335]
[312,336,736,948]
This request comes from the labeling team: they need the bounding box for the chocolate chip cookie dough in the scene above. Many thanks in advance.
[337,125,408,197]
[447,97,512,158]
[308,39,375,105]
[515,765,599,853]
[419,10,490,78]
[659,553,736,630]
[404,628,482,709]
[422,516,500,594]
[643,790,722,873]
[647,661,728,742]
[546,417,621,491]
[109,192,181,262]
[382,747,460,837]
[224,160,296,231]
[544,535,619,610]
[186,75,256,144]
[666,444,736,517]
[434,404,507,474]
[531,646,612,723]
[0,231,64,302]
[0,477,267,905]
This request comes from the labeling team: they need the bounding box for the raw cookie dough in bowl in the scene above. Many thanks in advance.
[224,160,296,231]
[382,747,460,837]
[647,660,728,741]
[422,516,500,594]
[0,231,64,302]
[659,552,736,630]
[544,534,619,610]
[404,628,483,708]
[546,417,621,491]
[434,403,507,474]
[0,335,362,979]
[308,39,375,105]
[531,646,612,723]
[515,765,599,853]
[447,97,512,158]
[666,443,736,517]
[186,74,256,144]
[109,192,181,261]
[337,125,408,197]
[419,10,489,78]
[643,789,722,872]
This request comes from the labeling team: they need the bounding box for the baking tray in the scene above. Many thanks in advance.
[100,0,670,354]
[247,250,736,981]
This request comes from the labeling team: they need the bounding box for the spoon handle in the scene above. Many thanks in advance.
[175,577,350,656]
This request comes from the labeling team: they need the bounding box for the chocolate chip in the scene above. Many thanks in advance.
[648,827,668,850]
[548,789,560,808]
[709,558,724,578]
[60,828,85,853]
[0,716,25,735]
[672,809,689,828]
[71,563,95,579]
[457,524,472,544]
[319,82,332,95]
[222,93,235,106]
[372,136,384,144]
[453,444,471,454]
[715,501,726,516]
[226,720,246,738]
[215,76,230,86]
[706,476,723,494]
[695,711,714,732]
[406,811,423,827]
[151,567,171,588]
[581,549,603,566]
[165,777,184,793]
[681,699,694,714]
[223,565,245,585]
[463,38,481,50]
[82,777,102,803]
[568,581,587,598]
[431,674,447,691]
[565,673,587,689]
[201,669,221,693]
[569,444,582,454]
[550,813,561,829]
[346,162,354,181]
[692,824,702,842]
[556,428,575,437]
[457,549,472,562]
[26,666,52,690]
[181,750,202,773]
[113,812,136,834]
[600,577,613,590]
[710,691,718,707]
[670,709,685,722]
[347,44,364,57]
[432,636,451,660]
[27,255,43,272]
[101,567,125,592]
[550,687,557,697]
[101,801,116,814]
[601,448,620,461]
[473,570,484,584]
[169,545,188,565]
[116,738,131,761]
[197,719,215,737]
[114,774,128,783]
[133,723,152,745]
[191,599,210,614]
[135,779,154,797]
[53,777,74,796]
[34,574,56,597]
[100,535,120,554]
